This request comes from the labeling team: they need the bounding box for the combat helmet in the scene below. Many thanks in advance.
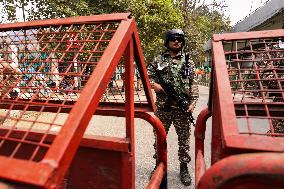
[164,29,185,48]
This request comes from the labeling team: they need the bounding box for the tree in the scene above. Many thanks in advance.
[1,0,184,62]
[125,0,184,61]
[176,0,231,65]
[0,0,230,63]
[0,0,29,22]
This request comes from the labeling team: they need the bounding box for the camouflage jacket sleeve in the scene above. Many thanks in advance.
[188,60,199,108]
[146,55,160,83]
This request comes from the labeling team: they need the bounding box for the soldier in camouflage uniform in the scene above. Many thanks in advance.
[147,29,199,186]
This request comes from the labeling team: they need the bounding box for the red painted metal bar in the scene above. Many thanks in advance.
[146,163,165,189]
[91,108,168,188]
[197,152,284,189]
[213,29,284,41]
[210,88,223,164]
[125,38,135,138]
[132,22,156,112]
[122,37,135,189]
[94,108,167,171]
[135,111,167,173]
[224,135,284,151]
[209,40,238,164]
[194,107,212,185]
[42,18,135,187]
[0,128,130,153]
[196,29,284,188]
[0,100,152,113]
[211,41,239,137]
[211,31,284,151]
[0,13,165,188]
[0,156,53,187]
[0,13,131,31]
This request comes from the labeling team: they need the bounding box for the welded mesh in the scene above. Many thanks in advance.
[0,21,147,161]
[101,61,147,104]
[223,38,284,137]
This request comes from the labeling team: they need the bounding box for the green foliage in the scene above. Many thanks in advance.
[176,0,231,65]
[0,0,231,64]
[126,0,184,61]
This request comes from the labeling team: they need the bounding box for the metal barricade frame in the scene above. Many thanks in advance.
[195,29,284,189]
[0,13,167,188]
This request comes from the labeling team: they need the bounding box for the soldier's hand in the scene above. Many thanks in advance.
[187,104,194,113]
[152,83,166,94]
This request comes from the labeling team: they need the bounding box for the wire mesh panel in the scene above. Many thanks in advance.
[0,13,155,187]
[224,37,284,137]
[101,61,148,104]
[211,30,284,153]
[0,21,122,162]
[194,30,284,189]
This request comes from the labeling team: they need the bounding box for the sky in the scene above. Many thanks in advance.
[223,0,268,25]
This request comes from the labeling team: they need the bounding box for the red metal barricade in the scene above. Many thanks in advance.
[0,13,167,188]
[195,29,284,188]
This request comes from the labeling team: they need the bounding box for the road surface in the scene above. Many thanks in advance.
[89,85,211,188]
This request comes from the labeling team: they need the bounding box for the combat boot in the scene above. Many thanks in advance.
[180,162,192,186]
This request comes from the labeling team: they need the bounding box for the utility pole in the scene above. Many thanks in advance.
[21,0,28,51]
[20,0,29,88]
[21,0,26,22]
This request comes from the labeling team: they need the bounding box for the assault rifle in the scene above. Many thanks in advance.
[148,64,195,126]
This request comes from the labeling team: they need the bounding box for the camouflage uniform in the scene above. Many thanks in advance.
[148,51,199,163]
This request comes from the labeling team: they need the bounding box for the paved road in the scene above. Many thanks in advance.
[89,85,210,189]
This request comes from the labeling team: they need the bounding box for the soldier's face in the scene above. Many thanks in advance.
[168,37,183,51]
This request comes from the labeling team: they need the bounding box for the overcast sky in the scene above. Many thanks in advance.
[223,0,268,25]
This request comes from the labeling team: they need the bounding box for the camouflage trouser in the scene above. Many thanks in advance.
[153,107,192,163]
